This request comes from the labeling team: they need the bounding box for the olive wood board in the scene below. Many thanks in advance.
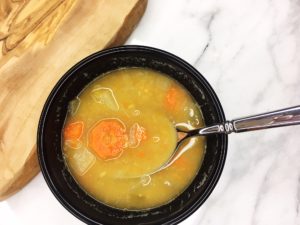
[0,0,147,200]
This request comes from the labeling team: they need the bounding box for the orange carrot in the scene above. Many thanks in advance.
[88,119,127,160]
[164,85,186,110]
[64,121,84,140]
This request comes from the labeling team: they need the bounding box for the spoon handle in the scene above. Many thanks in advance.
[198,105,300,135]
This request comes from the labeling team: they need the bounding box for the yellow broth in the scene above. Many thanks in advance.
[63,68,206,210]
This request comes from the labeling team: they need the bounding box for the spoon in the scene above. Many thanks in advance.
[151,105,300,175]
[116,105,300,179]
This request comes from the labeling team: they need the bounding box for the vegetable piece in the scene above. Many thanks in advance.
[68,97,81,115]
[164,85,187,110]
[65,139,82,149]
[128,123,147,148]
[88,118,127,160]
[90,87,119,111]
[64,121,84,140]
[72,147,96,176]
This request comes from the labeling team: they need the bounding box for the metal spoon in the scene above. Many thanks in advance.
[116,105,300,179]
[152,105,300,175]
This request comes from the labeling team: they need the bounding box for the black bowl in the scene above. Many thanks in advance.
[37,45,227,225]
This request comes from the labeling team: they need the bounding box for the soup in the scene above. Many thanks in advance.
[63,68,206,210]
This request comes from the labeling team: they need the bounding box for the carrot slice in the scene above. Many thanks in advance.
[164,85,187,110]
[88,118,127,160]
[64,121,84,140]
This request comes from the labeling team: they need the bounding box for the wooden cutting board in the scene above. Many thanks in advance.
[0,0,147,200]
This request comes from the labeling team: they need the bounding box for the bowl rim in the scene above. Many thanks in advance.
[37,45,228,225]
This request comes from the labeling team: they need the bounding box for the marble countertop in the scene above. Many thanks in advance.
[1,0,300,224]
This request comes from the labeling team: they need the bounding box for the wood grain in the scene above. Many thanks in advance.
[0,0,147,200]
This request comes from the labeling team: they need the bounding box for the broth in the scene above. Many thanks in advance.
[63,68,206,210]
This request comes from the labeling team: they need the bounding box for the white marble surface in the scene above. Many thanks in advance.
[1,0,300,224]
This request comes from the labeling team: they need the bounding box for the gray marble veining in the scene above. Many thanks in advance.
[1,0,299,225]
[129,0,300,224]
